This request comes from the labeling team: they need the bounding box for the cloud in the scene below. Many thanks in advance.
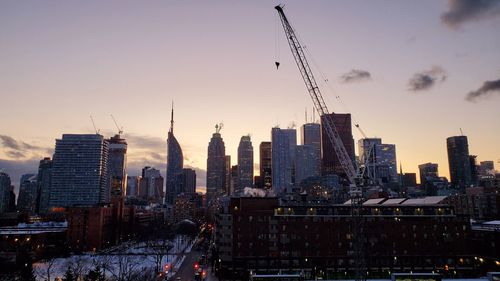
[441,0,500,28]
[0,135,53,159]
[124,133,165,152]
[340,69,372,83]
[6,151,26,159]
[466,78,500,102]
[407,66,447,92]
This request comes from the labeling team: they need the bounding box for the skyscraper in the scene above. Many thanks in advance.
[358,138,397,184]
[271,127,296,194]
[225,155,232,195]
[165,105,184,205]
[418,162,439,185]
[141,166,164,203]
[17,174,38,213]
[321,113,355,178]
[447,136,472,190]
[0,172,12,214]
[49,134,109,207]
[237,135,254,193]
[108,134,127,197]
[295,145,321,186]
[301,122,321,177]
[126,175,141,197]
[182,168,196,194]
[37,157,52,214]
[259,142,272,189]
[206,124,226,206]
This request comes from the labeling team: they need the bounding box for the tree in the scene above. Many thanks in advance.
[17,264,36,281]
[62,267,76,281]
[84,264,105,281]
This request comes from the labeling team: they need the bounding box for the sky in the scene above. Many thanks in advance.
[1,0,500,193]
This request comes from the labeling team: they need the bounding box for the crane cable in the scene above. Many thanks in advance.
[275,13,280,69]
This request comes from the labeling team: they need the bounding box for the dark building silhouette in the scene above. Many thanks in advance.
[321,113,355,178]
[165,105,184,205]
[402,173,417,187]
[0,172,12,214]
[259,142,272,189]
[225,155,232,195]
[36,157,52,214]
[237,136,254,193]
[17,174,38,213]
[447,136,472,190]
[182,168,196,194]
[206,124,226,206]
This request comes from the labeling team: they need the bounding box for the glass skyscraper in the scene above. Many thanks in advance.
[271,127,296,194]
[165,106,183,205]
[48,134,109,207]
[237,135,253,193]
[447,135,472,190]
[206,125,226,206]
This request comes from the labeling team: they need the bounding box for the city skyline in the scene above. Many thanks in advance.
[1,1,500,192]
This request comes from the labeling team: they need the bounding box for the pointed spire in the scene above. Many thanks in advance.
[170,101,174,134]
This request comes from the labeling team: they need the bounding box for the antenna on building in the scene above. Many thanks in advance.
[90,115,100,134]
[305,107,308,123]
[460,128,464,136]
[312,108,316,123]
[110,114,124,135]
[215,123,224,134]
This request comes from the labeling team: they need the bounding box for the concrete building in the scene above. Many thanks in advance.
[165,106,184,205]
[237,135,254,193]
[321,113,355,178]
[259,142,272,189]
[206,125,226,206]
[17,174,38,213]
[447,135,472,190]
[271,127,296,194]
[107,134,127,197]
[49,134,109,208]
[36,157,52,214]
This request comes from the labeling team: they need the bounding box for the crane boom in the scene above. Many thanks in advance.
[275,5,357,184]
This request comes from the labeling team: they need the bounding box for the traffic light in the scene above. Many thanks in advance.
[194,262,199,270]
[164,263,170,273]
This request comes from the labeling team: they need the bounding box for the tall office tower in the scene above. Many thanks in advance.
[479,161,495,176]
[231,165,238,195]
[447,136,472,190]
[295,145,321,186]
[469,155,479,186]
[182,168,196,194]
[358,138,397,183]
[165,106,184,205]
[206,125,226,206]
[259,142,272,189]
[237,135,254,193]
[126,176,141,197]
[141,166,164,202]
[402,173,417,187]
[108,134,127,197]
[225,156,232,195]
[37,157,52,214]
[0,172,12,214]
[17,174,38,213]
[271,127,296,194]
[418,163,439,184]
[301,123,321,176]
[49,134,109,208]
[321,113,355,178]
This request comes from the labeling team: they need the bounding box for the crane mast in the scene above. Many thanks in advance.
[275,5,357,185]
[275,6,365,280]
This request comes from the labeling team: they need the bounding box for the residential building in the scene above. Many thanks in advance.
[36,157,52,214]
[17,174,38,213]
[107,134,127,197]
[447,136,472,190]
[49,134,109,208]
[259,142,272,189]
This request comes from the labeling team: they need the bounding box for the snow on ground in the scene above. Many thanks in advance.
[33,235,194,279]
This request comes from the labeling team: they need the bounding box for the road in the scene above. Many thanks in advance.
[171,248,203,281]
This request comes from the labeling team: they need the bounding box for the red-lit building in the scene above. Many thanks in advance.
[215,196,478,280]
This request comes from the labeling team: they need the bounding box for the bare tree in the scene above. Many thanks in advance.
[146,238,172,274]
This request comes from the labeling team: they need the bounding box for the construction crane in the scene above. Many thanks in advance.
[275,5,365,280]
[90,115,100,134]
[110,114,124,135]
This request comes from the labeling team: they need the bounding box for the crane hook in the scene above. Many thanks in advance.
[275,61,280,70]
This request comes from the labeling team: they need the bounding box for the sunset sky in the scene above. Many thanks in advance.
[1,0,500,192]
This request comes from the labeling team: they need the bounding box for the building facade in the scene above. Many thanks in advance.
[295,145,321,186]
[301,123,321,178]
[259,142,272,189]
[107,134,127,197]
[141,166,164,203]
[165,106,184,205]
[447,136,472,190]
[49,134,109,208]
[0,172,12,214]
[321,113,355,178]
[182,168,196,194]
[37,157,52,214]
[237,135,254,193]
[271,128,296,194]
[206,125,226,206]
[17,174,38,213]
